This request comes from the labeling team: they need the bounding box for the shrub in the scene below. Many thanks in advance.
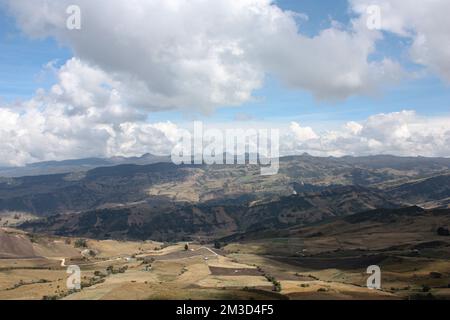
[429,272,442,279]
[273,281,282,292]
[437,227,449,236]
[422,285,431,293]
[74,239,87,248]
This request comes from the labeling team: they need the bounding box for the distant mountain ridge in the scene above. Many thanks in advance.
[0,154,450,216]
[0,153,171,178]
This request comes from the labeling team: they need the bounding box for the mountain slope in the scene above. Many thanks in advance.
[239,185,399,231]
[0,163,190,215]
[388,174,450,207]
[19,185,400,241]
[222,206,450,260]
[0,229,36,258]
[1,155,449,220]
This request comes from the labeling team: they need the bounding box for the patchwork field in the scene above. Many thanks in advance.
[2,225,448,300]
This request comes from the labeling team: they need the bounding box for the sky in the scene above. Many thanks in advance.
[0,0,449,166]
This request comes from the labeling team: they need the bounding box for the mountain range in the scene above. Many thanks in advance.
[0,154,447,242]
[0,153,170,178]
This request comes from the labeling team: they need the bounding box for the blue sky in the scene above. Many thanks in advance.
[0,10,70,101]
[0,0,449,165]
[1,0,449,129]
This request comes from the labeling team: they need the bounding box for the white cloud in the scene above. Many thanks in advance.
[0,1,449,165]
[0,59,183,166]
[345,121,363,135]
[287,111,450,157]
[1,79,450,167]
[351,0,450,82]
[290,122,319,141]
[4,0,402,110]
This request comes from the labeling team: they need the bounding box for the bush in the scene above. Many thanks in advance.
[422,285,431,293]
[410,293,436,300]
[437,227,449,236]
[429,272,442,279]
[74,239,87,248]
[94,271,106,277]
[264,274,281,292]
[106,265,128,275]
[273,281,282,292]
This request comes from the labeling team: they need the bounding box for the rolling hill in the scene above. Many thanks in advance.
[19,185,400,241]
[0,154,450,216]
[388,174,450,208]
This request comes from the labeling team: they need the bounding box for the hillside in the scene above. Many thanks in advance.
[1,155,450,216]
[0,229,36,259]
[223,206,450,273]
[19,185,399,241]
[388,174,450,207]
[0,163,191,215]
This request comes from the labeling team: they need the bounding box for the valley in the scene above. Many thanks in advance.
[2,205,449,300]
[0,155,449,300]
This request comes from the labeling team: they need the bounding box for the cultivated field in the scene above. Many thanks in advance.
[2,225,448,300]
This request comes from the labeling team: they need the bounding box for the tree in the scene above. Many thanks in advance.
[422,285,431,293]
[106,265,114,274]
[74,239,87,248]
[437,227,449,236]
[184,244,189,251]
[214,241,221,249]
[273,281,282,292]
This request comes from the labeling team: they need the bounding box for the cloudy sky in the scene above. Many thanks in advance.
[0,0,449,166]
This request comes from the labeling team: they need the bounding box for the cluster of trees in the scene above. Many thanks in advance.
[74,238,87,248]
[264,274,281,292]
[106,265,128,275]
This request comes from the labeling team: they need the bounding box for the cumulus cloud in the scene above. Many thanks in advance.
[351,0,450,82]
[0,59,185,166]
[290,122,319,141]
[1,83,450,167]
[4,0,402,110]
[287,111,450,157]
[0,0,449,165]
